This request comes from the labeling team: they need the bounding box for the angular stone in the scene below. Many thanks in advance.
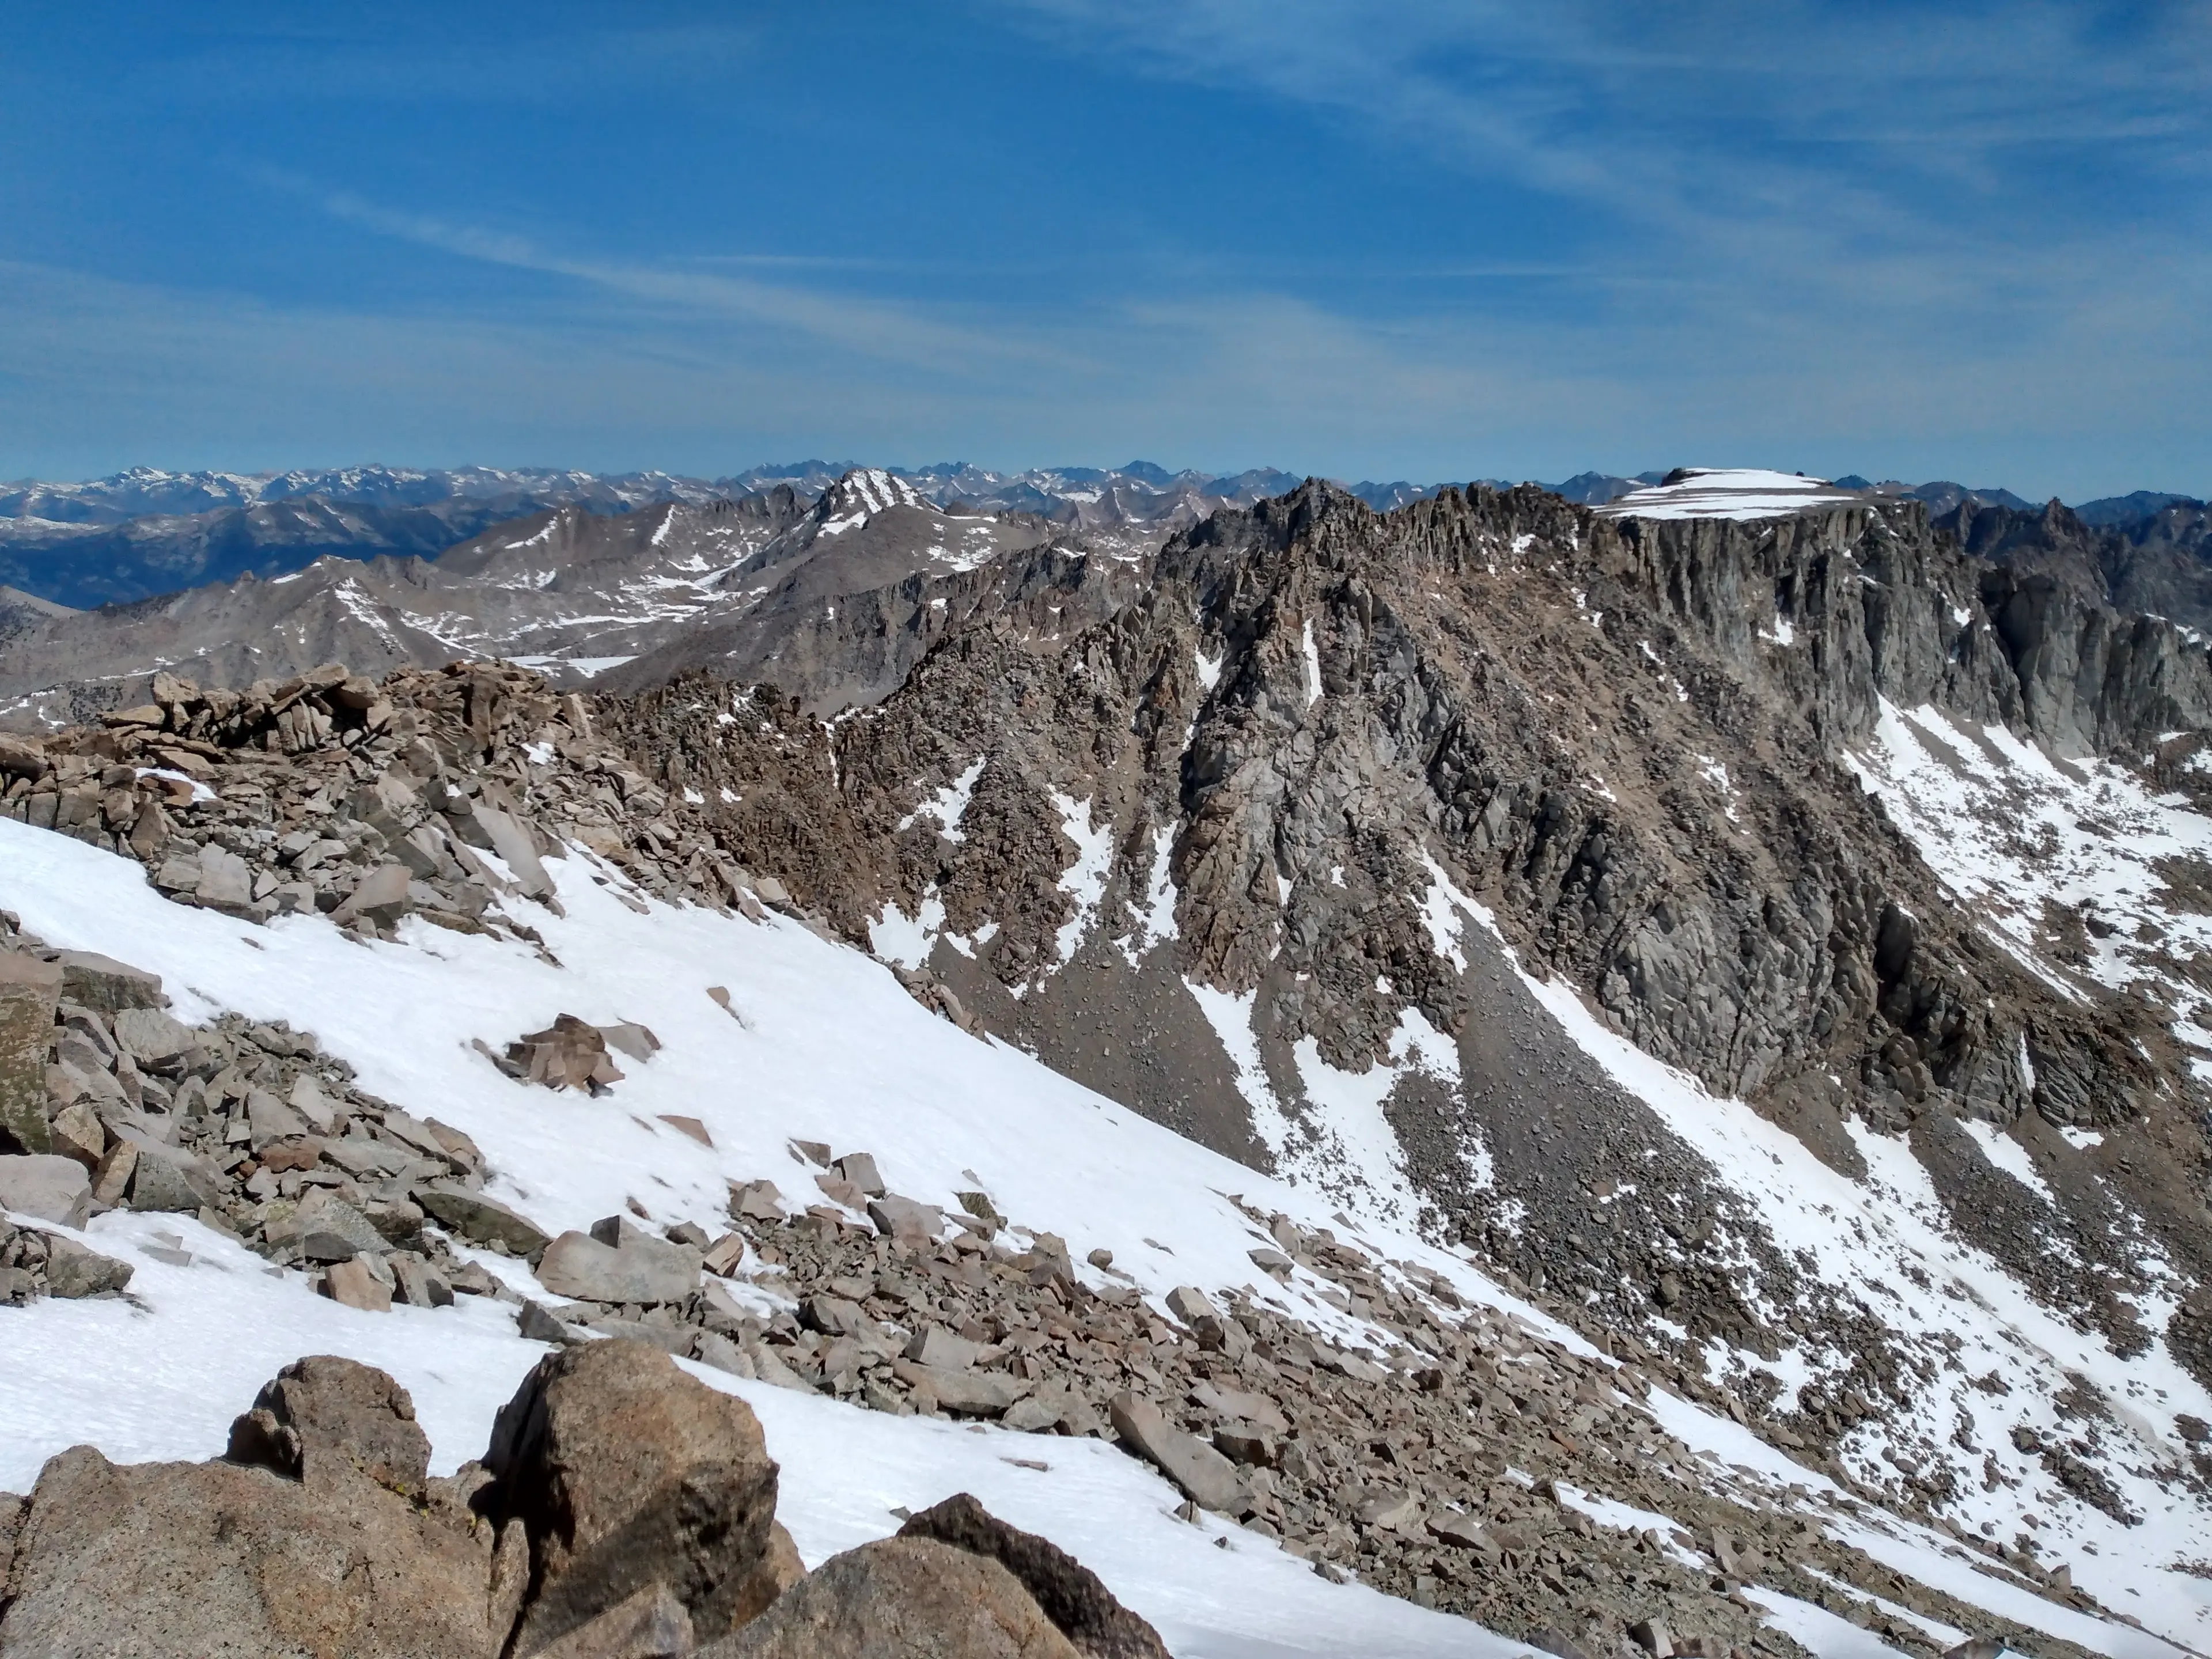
[40,1231,134,1298]
[391,1253,455,1308]
[694,1537,1078,1659]
[1426,1511,1498,1552]
[1188,1380,1287,1434]
[288,1189,389,1262]
[1353,1488,1420,1531]
[1630,1619,1676,1657]
[702,1232,747,1275]
[469,801,558,901]
[195,842,256,910]
[517,1298,575,1343]
[52,950,165,1013]
[1210,1423,1280,1468]
[2,1440,500,1656]
[834,1152,885,1196]
[596,1020,661,1064]
[537,1226,700,1305]
[245,1088,310,1149]
[0,953,62,1155]
[1107,1391,1247,1514]
[906,1324,983,1370]
[868,1194,944,1241]
[121,1134,222,1214]
[893,1360,1031,1418]
[483,1339,790,1653]
[1164,1285,1217,1327]
[529,1580,695,1659]
[418,1180,551,1258]
[48,1100,107,1170]
[730,1179,784,1221]
[801,1293,867,1338]
[323,1258,393,1311]
[287,1073,342,1133]
[225,1354,430,1491]
[111,1006,194,1070]
[89,1138,137,1208]
[334,861,413,925]
[658,1113,712,1146]
[899,1492,1172,1659]
[0,1153,92,1227]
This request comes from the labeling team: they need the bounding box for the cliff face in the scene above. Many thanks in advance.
[593,482,2212,1416]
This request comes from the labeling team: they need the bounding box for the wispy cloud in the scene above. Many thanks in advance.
[293,181,1083,378]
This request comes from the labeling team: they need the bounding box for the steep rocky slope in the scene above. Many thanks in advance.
[569,474,2212,1547]
[1941,497,2212,638]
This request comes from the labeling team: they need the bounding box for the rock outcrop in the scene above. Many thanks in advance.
[482,1339,801,1655]
[695,1537,1082,1659]
[0,1341,1153,1659]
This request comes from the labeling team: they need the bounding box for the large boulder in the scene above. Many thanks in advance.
[536,1219,700,1305]
[899,1494,1169,1659]
[0,1154,91,1228]
[52,950,165,1014]
[483,1339,799,1654]
[419,1180,552,1259]
[225,1354,432,1493]
[695,1537,1082,1659]
[0,953,60,1156]
[1,1397,502,1657]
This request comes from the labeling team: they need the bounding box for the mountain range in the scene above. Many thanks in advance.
[6,463,2212,1657]
[9,460,2192,618]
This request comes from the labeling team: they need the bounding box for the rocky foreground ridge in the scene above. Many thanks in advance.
[0,1335,1184,1658]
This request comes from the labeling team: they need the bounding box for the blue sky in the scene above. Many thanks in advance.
[0,2,2205,498]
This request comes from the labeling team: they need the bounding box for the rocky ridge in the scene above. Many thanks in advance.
[0,648,2115,1656]
[0,1335,1168,1658]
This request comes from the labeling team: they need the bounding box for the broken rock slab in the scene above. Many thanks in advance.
[0,953,62,1154]
[52,950,165,1014]
[1107,1391,1248,1515]
[0,1153,92,1228]
[417,1181,551,1260]
[892,1360,1031,1418]
[535,1222,701,1305]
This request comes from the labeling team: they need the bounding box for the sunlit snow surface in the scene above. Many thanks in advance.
[0,820,2200,1656]
[1847,699,2212,1029]
[1597,469,1865,522]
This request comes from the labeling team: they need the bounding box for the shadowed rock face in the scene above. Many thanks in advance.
[585,480,2212,1408]
[897,1493,1172,1659]
[694,1537,1084,1659]
[482,1338,797,1654]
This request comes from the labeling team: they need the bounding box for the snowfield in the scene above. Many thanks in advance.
[1596,470,1866,522]
[1,818,2203,1657]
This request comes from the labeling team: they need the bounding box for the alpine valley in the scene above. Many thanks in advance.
[5,462,2212,1659]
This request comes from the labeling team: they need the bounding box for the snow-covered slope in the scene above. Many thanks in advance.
[2,814,2202,1658]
